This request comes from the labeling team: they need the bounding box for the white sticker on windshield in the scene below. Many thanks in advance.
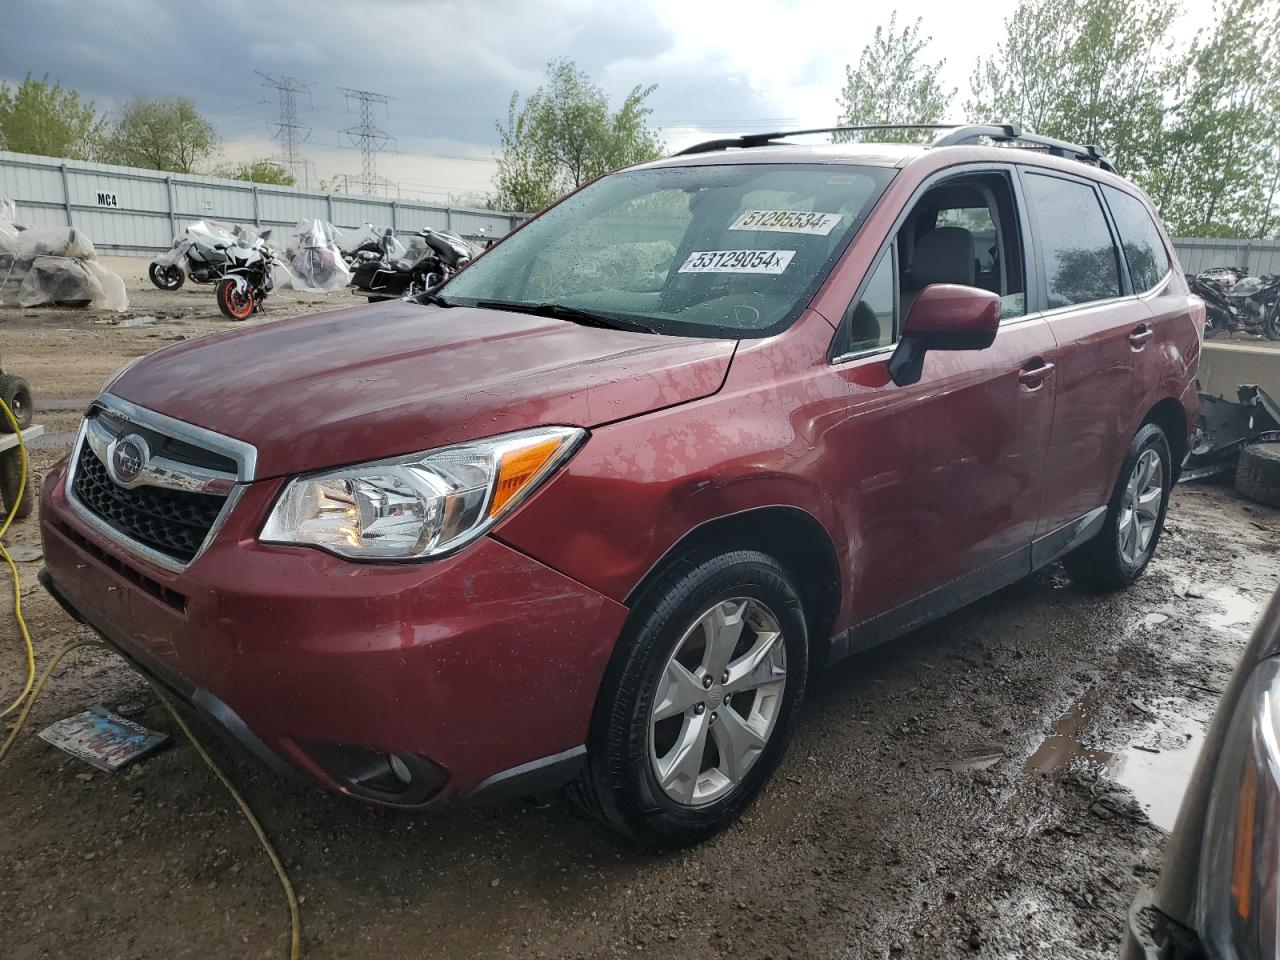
[678,250,795,274]
[729,210,842,236]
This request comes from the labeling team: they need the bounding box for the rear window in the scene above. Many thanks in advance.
[1022,173,1122,310]
[1102,185,1171,293]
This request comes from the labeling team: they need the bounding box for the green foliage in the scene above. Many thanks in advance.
[493,59,664,212]
[214,158,296,186]
[1149,0,1280,237]
[835,13,954,143]
[968,0,1280,238]
[102,96,219,173]
[0,74,104,160]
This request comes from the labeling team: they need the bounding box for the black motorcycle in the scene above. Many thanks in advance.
[215,235,282,320]
[350,229,473,301]
[1188,267,1280,340]
[149,222,272,291]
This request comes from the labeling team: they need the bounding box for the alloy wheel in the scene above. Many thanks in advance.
[1118,448,1163,565]
[648,597,787,806]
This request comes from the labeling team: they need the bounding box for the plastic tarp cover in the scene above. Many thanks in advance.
[0,225,128,312]
[0,199,15,223]
[287,218,351,293]
[153,219,239,269]
[341,223,406,260]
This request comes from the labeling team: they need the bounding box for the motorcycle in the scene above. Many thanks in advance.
[149,221,244,290]
[350,228,474,301]
[215,234,284,320]
[340,223,405,269]
[1187,267,1280,340]
[286,219,351,293]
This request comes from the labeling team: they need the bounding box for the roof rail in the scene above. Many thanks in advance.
[671,121,1117,173]
[672,124,957,156]
[931,123,1117,173]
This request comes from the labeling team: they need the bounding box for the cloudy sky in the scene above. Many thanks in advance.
[1,0,1212,205]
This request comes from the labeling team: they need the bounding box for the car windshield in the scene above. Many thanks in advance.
[442,163,894,338]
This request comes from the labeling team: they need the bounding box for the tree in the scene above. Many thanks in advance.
[493,59,664,212]
[835,14,954,143]
[102,96,218,173]
[1150,0,1280,237]
[967,0,1179,184]
[214,158,296,186]
[0,74,104,160]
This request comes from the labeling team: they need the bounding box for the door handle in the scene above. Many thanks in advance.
[1018,360,1055,388]
[1129,325,1154,348]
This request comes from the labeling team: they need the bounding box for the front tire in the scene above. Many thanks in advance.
[0,374,33,431]
[148,262,185,290]
[570,549,808,848]
[1063,423,1172,591]
[215,278,254,320]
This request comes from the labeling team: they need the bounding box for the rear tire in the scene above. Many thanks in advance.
[215,278,254,320]
[148,262,185,290]
[568,549,808,848]
[1235,443,1280,507]
[0,374,33,432]
[1063,423,1172,591]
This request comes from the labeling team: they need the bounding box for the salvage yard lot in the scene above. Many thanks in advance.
[1,267,1278,959]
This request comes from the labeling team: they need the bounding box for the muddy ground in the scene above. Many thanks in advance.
[0,261,1278,959]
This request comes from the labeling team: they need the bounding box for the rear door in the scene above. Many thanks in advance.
[1019,169,1152,536]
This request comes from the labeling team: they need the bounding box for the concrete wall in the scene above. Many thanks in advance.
[0,150,526,253]
[1198,342,1280,399]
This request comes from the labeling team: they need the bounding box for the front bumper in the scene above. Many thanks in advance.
[39,458,628,807]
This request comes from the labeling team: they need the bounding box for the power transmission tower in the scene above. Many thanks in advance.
[256,72,313,187]
[339,87,397,196]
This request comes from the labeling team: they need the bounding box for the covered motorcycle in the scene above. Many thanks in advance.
[149,220,240,290]
[0,223,127,312]
[215,234,286,320]
[350,228,475,301]
[285,219,351,293]
[340,223,405,268]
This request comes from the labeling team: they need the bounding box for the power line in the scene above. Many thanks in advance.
[256,72,314,188]
[338,87,397,197]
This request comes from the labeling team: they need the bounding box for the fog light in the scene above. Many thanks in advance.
[389,754,413,784]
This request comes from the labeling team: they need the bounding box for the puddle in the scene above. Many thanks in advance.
[1204,585,1256,633]
[118,314,159,327]
[1025,689,1205,831]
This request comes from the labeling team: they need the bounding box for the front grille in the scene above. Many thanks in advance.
[72,444,226,564]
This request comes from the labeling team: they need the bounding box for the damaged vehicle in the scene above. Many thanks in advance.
[39,123,1201,846]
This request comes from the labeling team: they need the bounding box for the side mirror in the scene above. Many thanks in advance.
[888,284,1001,387]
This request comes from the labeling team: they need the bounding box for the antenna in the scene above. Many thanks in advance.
[256,72,313,188]
[339,87,397,196]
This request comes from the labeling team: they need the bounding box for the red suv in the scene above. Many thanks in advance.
[39,123,1202,846]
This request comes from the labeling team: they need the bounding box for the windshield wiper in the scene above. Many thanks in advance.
[474,300,656,334]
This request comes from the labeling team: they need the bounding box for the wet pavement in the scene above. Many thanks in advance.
[1,292,1279,959]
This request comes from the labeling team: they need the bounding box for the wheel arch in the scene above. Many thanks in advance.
[623,505,842,666]
[1142,396,1189,481]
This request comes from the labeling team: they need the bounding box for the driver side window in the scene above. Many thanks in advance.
[834,170,1027,359]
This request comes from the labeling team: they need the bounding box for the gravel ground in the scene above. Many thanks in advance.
[1,262,1278,959]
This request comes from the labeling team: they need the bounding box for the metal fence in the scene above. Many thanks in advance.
[1171,237,1280,277]
[3,149,1279,273]
[0,150,526,254]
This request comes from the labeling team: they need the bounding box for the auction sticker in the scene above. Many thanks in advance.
[678,249,795,274]
[729,210,842,235]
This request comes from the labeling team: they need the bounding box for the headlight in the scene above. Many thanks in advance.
[1197,656,1280,958]
[259,426,584,560]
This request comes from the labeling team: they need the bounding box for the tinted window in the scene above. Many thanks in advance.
[1022,174,1122,309]
[1103,185,1170,293]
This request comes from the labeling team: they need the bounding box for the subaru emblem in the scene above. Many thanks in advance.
[110,434,149,486]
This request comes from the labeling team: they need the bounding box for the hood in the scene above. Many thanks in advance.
[110,300,736,479]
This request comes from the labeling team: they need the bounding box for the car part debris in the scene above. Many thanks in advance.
[37,704,169,771]
[1236,441,1280,507]
[1181,384,1280,483]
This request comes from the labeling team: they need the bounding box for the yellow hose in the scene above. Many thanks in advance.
[0,395,34,719]
[0,397,301,959]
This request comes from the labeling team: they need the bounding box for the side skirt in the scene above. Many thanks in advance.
[827,506,1107,664]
